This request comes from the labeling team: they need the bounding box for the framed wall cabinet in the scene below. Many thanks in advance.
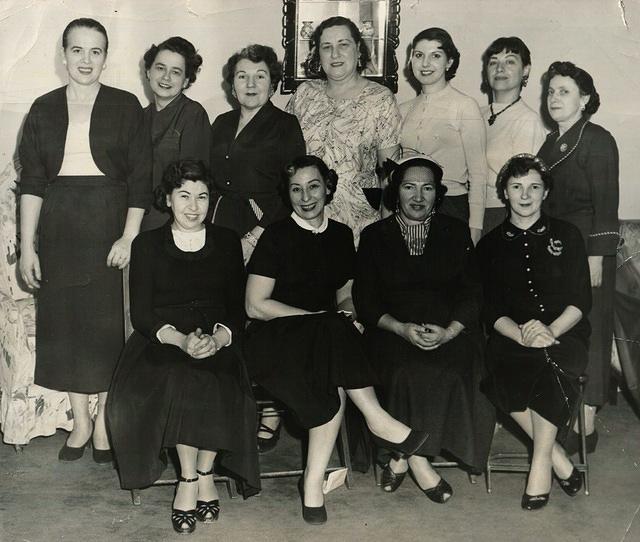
[281,0,401,94]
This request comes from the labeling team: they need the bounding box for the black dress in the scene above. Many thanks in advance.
[476,216,592,427]
[537,117,619,406]
[141,94,212,231]
[106,224,260,496]
[244,217,376,429]
[354,215,494,471]
[210,101,306,236]
[18,85,152,393]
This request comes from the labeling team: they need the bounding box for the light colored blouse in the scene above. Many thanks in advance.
[59,101,102,176]
[480,99,547,208]
[400,84,488,230]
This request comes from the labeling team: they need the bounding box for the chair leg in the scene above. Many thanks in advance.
[485,463,492,493]
[338,415,353,489]
[578,394,590,496]
[131,489,141,506]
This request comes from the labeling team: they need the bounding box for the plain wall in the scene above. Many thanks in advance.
[1,0,638,217]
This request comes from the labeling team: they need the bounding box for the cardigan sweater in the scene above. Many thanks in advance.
[19,84,152,209]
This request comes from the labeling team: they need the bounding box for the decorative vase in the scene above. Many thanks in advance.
[361,20,375,37]
[300,21,314,40]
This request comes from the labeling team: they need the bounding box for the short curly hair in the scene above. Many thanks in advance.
[410,27,460,81]
[481,36,531,96]
[383,157,447,211]
[543,61,600,117]
[303,16,370,78]
[153,160,214,213]
[225,44,282,93]
[495,153,553,207]
[280,155,338,207]
[143,36,203,88]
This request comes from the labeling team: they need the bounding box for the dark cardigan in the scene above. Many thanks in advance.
[19,84,152,209]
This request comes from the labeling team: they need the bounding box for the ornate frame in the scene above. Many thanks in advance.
[281,0,401,94]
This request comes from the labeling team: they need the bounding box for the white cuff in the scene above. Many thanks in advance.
[156,324,176,343]
[213,323,232,347]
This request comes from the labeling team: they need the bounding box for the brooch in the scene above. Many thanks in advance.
[560,143,568,152]
[547,237,563,256]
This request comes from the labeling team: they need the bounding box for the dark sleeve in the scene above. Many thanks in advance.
[353,226,387,327]
[18,101,47,197]
[256,115,306,229]
[449,230,482,329]
[180,104,212,169]
[123,96,152,209]
[222,230,247,335]
[584,129,619,255]
[128,235,165,341]
[477,235,509,331]
[247,224,279,278]
[562,223,592,316]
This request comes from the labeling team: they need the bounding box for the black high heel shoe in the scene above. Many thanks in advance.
[297,477,327,525]
[172,476,198,534]
[521,492,550,511]
[195,469,220,523]
[380,464,407,493]
[371,429,429,459]
[58,437,91,461]
[420,477,453,504]
[257,422,281,454]
[555,467,582,497]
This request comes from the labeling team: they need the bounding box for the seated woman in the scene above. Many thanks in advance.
[353,155,493,503]
[244,155,428,525]
[476,154,591,510]
[107,160,259,535]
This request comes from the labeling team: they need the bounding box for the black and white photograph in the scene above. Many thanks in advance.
[1,0,639,540]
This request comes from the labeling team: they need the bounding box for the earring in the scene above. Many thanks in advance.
[522,75,528,87]
[580,103,586,112]
[357,58,362,71]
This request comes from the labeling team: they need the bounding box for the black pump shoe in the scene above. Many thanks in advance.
[297,477,327,525]
[521,492,550,511]
[172,476,198,534]
[380,464,407,493]
[421,477,453,504]
[555,467,582,497]
[372,429,429,459]
[195,469,220,523]
[257,422,281,454]
[92,448,113,464]
[58,438,91,461]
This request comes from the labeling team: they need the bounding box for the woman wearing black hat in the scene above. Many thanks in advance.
[354,155,492,503]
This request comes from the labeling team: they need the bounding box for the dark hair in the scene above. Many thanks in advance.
[481,37,531,96]
[383,157,447,211]
[542,61,600,117]
[225,44,282,92]
[280,155,338,207]
[153,160,214,213]
[496,153,553,207]
[62,18,109,53]
[410,27,459,81]
[143,36,203,88]
[303,16,370,78]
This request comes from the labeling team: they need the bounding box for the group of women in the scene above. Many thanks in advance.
[17,14,619,534]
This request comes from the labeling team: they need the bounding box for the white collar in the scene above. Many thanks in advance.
[291,211,329,234]
[171,227,206,252]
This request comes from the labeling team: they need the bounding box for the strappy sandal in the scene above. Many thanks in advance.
[195,469,220,523]
[257,421,281,454]
[172,476,198,534]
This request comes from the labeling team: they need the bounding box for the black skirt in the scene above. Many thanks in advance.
[244,312,377,429]
[35,176,126,393]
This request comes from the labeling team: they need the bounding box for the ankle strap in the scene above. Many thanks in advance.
[196,469,215,477]
[179,475,199,483]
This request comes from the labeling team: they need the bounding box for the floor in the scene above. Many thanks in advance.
[2,394,639,542]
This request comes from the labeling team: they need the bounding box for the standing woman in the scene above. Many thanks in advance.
[400,28,488,245]
[211,44,305,263]
[286,16,401,244]
[141,36,211,231]
[480,37,546,234]
[537,61,619,453]
[18,18,151,461]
